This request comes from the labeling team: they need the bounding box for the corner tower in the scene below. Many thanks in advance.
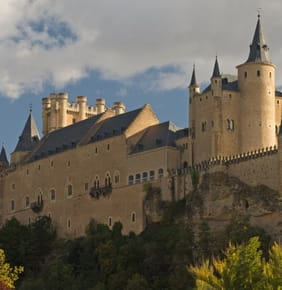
[237,14,276,152]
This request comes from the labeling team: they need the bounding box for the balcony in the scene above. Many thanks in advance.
[31,200,44,213]
[89,184,112,199]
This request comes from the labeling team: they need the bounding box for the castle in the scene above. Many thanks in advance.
[1,15,282,237]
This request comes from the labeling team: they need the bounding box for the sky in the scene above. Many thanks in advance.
[1,0,282,156]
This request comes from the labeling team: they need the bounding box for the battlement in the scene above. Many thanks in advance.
[169,145,278,176]
[42,93,126,135]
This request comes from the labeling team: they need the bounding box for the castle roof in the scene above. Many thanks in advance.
[14,113,40,152]
[189,65,197,86]
[28,108,143,162]
[246,14,271,63]
[0,146,9,165]
[129,121,178,154]
[212,57,220,78]
[203,74,238,93]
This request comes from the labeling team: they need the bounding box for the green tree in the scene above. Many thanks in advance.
[190,236,282,290]
[125,273,150,290]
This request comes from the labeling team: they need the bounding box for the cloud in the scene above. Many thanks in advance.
[0,0,282,99]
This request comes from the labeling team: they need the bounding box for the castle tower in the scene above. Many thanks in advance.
[42,97,51,136]
[49,93,58,132]
[237,14,276,152]
[0,146,9,171]
[210,57,223,157]
[77,96,87,121]
[11,112,40,164]
[58,93,68,129]
[188,65,200,137]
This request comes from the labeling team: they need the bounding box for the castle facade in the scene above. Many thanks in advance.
[1,15,282,237]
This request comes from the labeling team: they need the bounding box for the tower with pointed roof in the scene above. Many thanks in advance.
[0,146,9,171]
[10,112,40,165]
[237,13,276,152]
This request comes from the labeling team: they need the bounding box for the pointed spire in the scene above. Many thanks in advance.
[189,64,197,86]
[212,56,220,78]
[0,145,9,166]
[246,13,270,63]
[14,112,40,152]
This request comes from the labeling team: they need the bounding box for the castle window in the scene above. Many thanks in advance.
[158,168,164,178]
[277,100,279,104]
[72,118,76,124]
[142,172,148,182]
[206,95,208,99]
[270,72,272,78]
[67,160,71,167]
[135,173,141,184]
[25,196,30,208]
[11,183,15,190]
[244,71,247,78]
[38,165,41,171]
[149,170,155,181]
[200,97,202,101]
[67,184,73,196]
[114,171,120,184]
[229,94,232,98]
[108,216,112,227]
[95,147,98,154]
[131,212,136,223]
[84,183,89,191]
[107,144,110,151]
[10,200,15,211]
[104,173,111,187]
[67,219,71,229]
[128,175,134,185]
[26,169,29,175]
[50,189,56,201]
[94,176,100,189]
[50,160,54,167]
[201,121,207,132]
[226,119,235,131]
[257,70,260,77]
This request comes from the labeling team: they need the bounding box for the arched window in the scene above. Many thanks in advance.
[158,168,164,178]
[128,175,134,185]
[94,176,100,189]
[50,189,56,201]
[131,212,136,223]
[105,173,111,188]
[67,184,73,196]
[142,172,148,182]
[135,173,141,184]
[108,216,112,227]
[149,170,155,181]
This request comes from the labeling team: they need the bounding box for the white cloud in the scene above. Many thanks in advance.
[0,0,282,99]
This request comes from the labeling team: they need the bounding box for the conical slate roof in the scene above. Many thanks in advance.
[212,57,220,78]
[189,65,197,86]
[246,14,271,63]
[0,146,8,165]
[14,113,40,152]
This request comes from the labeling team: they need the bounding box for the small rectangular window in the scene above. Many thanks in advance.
[257,70,260,77]
[84,183,89,191]
[25,196,30,208]
[11,200,15,211]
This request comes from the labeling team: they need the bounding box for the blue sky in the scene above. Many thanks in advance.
[1,0,282,155]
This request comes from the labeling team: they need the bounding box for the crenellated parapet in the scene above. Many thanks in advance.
[42,93,126,136]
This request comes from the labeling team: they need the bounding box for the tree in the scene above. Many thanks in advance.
[190,236,282,290]
[125,273,150,290]
[0,248,23,289]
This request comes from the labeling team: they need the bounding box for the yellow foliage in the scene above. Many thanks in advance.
[0,249,23,289]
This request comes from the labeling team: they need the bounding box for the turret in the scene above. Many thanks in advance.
[58,92,68,128]
[188,65,200,138]
[0,146,9,171]
[49,93,58,132]
[237,14,276,152]
[211,56,222,97]
[11,112,40,165]
[42,97,51,136]
[113,101,126,115]
[96,98,106,114]
[77,96,87,121]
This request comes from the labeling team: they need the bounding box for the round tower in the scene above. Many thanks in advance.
[42,97,51,136]
[113,101,126,115]
[49,93,58,132]
[96,98,106,114]
[238,15,276,152]
[77,96,87,121]
[58,92,68,129]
